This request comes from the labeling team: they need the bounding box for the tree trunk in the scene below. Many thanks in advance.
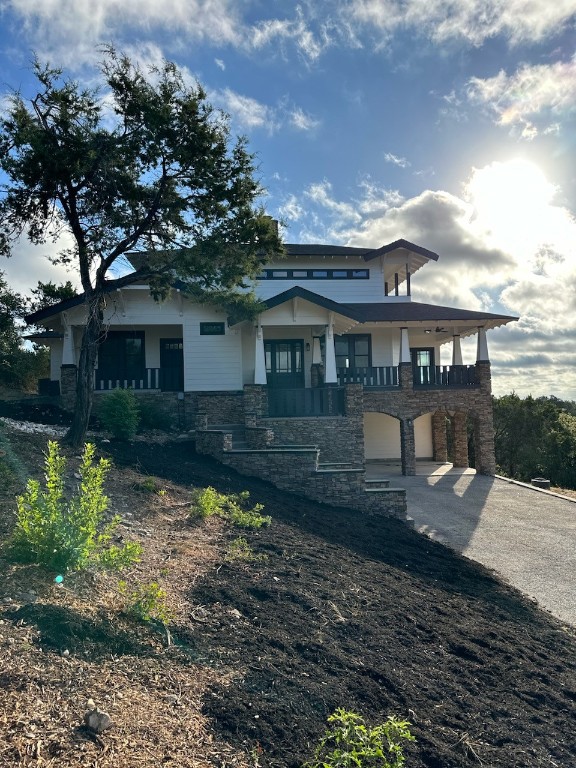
[64,293,104,447]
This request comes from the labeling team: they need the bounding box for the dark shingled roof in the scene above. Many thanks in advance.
[283,244,375,258]
[346,301,517,324]
[261,286,363,321]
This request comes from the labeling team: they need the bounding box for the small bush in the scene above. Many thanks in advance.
[138,400,173,432]
[120,580,172,625]
[99,388,140,440]
[191,487,271,528]
[10,441,142,571]
[225,537,268,564]
[303,709,415,768]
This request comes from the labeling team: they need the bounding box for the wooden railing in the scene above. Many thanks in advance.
[413,364,477,388]
[337,366,399,387]
[94,368,183,392]
[268,387,346,417]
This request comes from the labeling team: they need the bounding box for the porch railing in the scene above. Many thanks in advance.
[94,368,160,391]
[413,364,477,388]
[337,366,399,387]
[268,387,346,417]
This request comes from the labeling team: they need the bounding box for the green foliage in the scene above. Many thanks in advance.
[493,393,576,488]
[137,400,174,432]
[0,48,283,446]
[98,388,141,440]
[191,486,271,528]
[119,580,172,625]
[10,441,142,571]
[225,537,268,564]
[304,709,415,768]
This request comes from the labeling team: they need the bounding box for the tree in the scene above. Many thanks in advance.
[29,280,77,314]
[0,49,283,445]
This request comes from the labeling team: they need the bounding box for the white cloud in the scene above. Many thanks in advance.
[215,58,226,71]
[384,152,411,168]
[211,88,278,131]
[347,0,576,46]
[290,107,321,131]
[467,57,576,136]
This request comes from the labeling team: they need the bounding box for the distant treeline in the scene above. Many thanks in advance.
[493,394,576,489]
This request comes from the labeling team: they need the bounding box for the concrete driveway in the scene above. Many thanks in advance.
[368,462,576,627]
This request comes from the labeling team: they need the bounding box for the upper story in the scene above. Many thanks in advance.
[252,239,437,304]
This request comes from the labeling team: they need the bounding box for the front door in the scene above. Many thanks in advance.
[160,338,184,391]
[411,347,435,385]
[265,340,304,388]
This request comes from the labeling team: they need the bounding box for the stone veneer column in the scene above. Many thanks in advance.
[243,384,268,419]
[475,361,492,393]
[432,410,448,463]
[398,363,413,390]
[59,364,77,412]
[474,410,497,476]
[451,411,469,468]
[400,417,416,476]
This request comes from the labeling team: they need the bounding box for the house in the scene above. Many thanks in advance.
[26,238,517,516]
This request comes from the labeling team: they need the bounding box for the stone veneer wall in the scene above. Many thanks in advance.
[244,383,365,464]
[362,362,496,475]
[187,391,244,425]
[195,431,406,519]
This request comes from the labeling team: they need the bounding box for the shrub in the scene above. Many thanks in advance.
[225,536,268,564]
[303,709,415,768]
[10,441,142,571]
[98,388,140,440]
[191,486,271,528]
[138,399,174,432]
[119,580,172,625]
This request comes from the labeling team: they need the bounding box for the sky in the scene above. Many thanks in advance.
[0,0,575,399]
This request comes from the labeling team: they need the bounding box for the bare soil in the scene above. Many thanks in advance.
[1,399,576,768]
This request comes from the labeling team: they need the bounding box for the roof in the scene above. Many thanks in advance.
[261,286,362,321]
[347,301,517,326]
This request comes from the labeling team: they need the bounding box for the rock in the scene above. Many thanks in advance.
[16,592,38,604]
[84,707,113,734]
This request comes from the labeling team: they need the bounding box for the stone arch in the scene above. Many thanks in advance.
[363,410,434,463]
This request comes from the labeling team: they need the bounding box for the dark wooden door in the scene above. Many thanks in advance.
[160,338,184,391]
[265,340,304,388]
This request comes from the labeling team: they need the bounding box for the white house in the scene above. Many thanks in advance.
[27,238,517,478]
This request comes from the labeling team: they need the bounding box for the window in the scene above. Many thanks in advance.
[98,331,145,379]
[200,322,225,335]
[258,268,370,280]
[334,334,372,369]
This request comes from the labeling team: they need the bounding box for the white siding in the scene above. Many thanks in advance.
[254,258,387,303]
[182,308,243,391]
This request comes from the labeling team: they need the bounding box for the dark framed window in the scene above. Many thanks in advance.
[258,268,370,280]
[98,331,145,378]
[334,334,372,369]
[200,322,225,335]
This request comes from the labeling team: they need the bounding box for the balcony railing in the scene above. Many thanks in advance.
[337,366,399,387]
[413,364,477,388]
[94,368,183,392]
[268,386,345,417]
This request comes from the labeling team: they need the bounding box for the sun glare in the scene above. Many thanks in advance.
[465,159,563,259]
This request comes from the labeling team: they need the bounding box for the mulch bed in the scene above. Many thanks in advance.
[1,399,576,767]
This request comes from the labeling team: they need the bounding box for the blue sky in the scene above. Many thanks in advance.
[1,1,576,398]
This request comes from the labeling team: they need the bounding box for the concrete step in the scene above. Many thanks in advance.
[365,478,391,489]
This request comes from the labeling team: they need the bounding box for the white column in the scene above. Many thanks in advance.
[62,318,76,365]
[452,334,463,366]
[324,317,337,383]
[254,323,267,384]
[476,327,489,362]
[399,327,411,364]
[312,337,322,364]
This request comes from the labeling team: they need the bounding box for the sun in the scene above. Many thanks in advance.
[465,158,559,256]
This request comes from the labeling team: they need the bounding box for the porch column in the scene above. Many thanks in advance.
[312,337,322,364]
[452,334,463,366]
[432,410,448,463]
[473,411,496,475]
[451,412,469,468]
[254,323,267,385]
[476,326,489,362]
[62,319,76,365]
[400,417,416,476]
[399,327,413,390]
[324,316,337,384]
[311,336,324,388]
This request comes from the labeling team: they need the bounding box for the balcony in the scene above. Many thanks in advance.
[268,386,346,417]
[337,364,478,389]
